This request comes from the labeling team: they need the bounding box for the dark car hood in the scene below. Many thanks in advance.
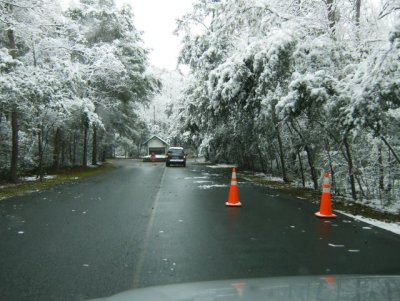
[90,275,400,301]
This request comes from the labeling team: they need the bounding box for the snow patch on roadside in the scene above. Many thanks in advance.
[338,210,400,235]
[184,176,209,180]
[198,184,229,189]
[22,175,57,181]
[88,164,102,168]
[207,164,236,169]
[251,173,284,182]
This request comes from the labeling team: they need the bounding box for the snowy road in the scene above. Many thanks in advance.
[1,159,400,300]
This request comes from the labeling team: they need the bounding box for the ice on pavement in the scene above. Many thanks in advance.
[338,211,400,235]
[328,243,345,247]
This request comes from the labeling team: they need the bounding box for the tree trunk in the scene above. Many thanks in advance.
[8,28,19,183]
[387,147,393,193]
[297,150,305,187]
[257,145,266,173]
[38,127,44,181]
[343,136,357,200]
[72,132,77,166]
[355,176,365,197]
[53,128,61,171]
[102,149,106,163]
[289,120,317,188]
[10,110,18,183]
[355,0,361,27]
[305,145,318,190]
[378,144,384,191]
[92,126,97,165]
[7,28,17,59]
[354,0,362,41]
[82,113,90,167]
[83,124,88,167]
[61,140,66,167]
[381,135,400,165]
[324,139,336,194]
[276,129,289,182]
[326,0,336,33]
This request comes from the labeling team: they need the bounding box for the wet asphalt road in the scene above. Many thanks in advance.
[1,159,400,300]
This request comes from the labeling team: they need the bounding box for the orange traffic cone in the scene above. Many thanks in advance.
[315,172,336,218]
[226,168,242,207]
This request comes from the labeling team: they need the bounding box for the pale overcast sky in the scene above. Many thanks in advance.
[124,0,194,70]
[62,0,195,70]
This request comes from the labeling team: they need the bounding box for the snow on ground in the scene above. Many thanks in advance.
[350,198,400,215]
[248,173,285,183]
[88,163,102,168]
[202,172,222,176]
[184,176,209,180]
[337,210,400,235]
[207,164,237,169]
[198,184,229,189]
[142,155,166,159]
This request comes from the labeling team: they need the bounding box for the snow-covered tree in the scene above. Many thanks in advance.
[0,0,158,180]
[175,0,400,207]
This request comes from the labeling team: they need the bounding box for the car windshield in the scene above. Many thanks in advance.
[168,149,184,155]
[1,0,400,301]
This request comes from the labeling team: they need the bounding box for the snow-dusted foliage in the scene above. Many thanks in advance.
[139,67,185,145]
[0,0,158,180]
[174,0,400,210]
